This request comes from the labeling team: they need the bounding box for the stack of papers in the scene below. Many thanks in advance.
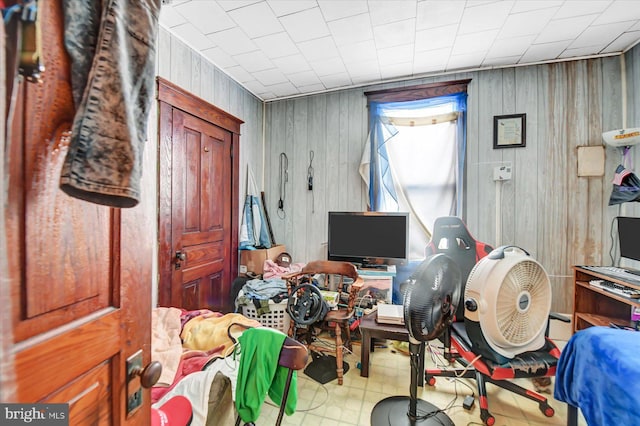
[376,304,404,325]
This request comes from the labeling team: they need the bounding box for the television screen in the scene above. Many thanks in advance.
[327,211,409,266]
[618,216,640,262]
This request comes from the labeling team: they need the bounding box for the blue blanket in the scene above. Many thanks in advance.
[554,326,640,425]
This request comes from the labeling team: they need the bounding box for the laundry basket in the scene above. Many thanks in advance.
[241,300,291,334]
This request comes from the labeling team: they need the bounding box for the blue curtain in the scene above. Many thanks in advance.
[366,92,467,212]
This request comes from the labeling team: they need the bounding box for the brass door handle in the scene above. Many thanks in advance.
[129,361,162,388]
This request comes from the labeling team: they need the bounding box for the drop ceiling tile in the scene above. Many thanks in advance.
[174,1,235,34]
[298,36,340,62]
[457,1,512,35]
[267,0,317,17]
[217,1,261,12]
[232,50,274,72]
[170,23,215,51]
[510,0,562,14]
[242,79,268,94]
[487,35,536,58]
[328,13,375,45]
[603,31,640,53]
[373,19,416,50]
[279,7,331,42]
[413,48,449,73]
[338,39,378,63]
[377,44,414,67]
[225,65,255,83]
[452,30,499,55]
[253,32,299,59]
[317,0,368,21]
[207,27,257,55]
[520,40,572,63]
[202,47,237,68]
[416,0,465,30]
[553,1,610,19]
[351,73,381,85]
[368,1,417,26]
[345,59,380,77]
[559,45,605,59]
[286,70,322,86]
[319,73,352,89]
[228,2,284,38]
[309,57,347,76]
[593,1,640,25]
[498,8,557,39]
[446,51,488,71]
[415,25,457,52]
[535,15,596,44]
[159,5,187,27]
[483,55,524,67]
[570,21,636,50]
[379,62,413,79]
[296,83,327,93]
[253,68,289,85]
[272,54,312,74]
[266,81,300,97]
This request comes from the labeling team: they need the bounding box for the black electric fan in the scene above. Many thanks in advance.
[371,254,462,426]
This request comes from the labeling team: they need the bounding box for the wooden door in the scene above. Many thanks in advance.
[158,79,242,313]
[2,2,154,424]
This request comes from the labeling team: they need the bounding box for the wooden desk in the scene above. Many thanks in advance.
[358,312,424,385]
[573,266,640,332]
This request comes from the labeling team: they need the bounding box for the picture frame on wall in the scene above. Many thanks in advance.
[493,113,526,149]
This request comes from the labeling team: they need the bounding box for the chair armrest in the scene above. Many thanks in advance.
[281,271,304,280]
[351,277,364,291]
[549,312,571,323]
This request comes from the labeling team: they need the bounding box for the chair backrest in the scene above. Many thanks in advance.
[302,260,363,314]
[425,217,493,320]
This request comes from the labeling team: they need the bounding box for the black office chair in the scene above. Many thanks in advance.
[422,217,569,426]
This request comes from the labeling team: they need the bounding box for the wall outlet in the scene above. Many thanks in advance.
[493,163,512,181]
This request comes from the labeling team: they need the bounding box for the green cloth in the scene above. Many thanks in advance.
[235,327,298,422]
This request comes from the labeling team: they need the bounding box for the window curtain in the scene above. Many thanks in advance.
[359,92,467,214]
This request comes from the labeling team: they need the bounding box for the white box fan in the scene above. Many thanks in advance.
[463,246,551,363]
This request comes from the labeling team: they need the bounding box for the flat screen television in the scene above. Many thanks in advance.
[327,211,409,267]
[618,216,640,262]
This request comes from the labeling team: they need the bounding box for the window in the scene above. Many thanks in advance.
[361,80,470,261]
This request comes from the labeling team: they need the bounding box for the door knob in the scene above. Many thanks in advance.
[130,360,162,388]
[175,250,186,270]
[126,351,162,414]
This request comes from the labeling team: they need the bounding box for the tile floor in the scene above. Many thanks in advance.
[252,317,587,426]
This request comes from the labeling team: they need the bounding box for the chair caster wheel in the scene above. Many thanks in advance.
[540,402,555,417]
[481,410,495,426]
[425,375,436,386]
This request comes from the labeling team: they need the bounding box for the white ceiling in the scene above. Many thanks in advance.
[159,0,640,102]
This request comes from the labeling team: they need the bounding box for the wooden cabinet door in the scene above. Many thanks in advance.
[2,2,154,424]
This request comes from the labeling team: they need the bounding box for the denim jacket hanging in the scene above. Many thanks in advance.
[60,0,161,208]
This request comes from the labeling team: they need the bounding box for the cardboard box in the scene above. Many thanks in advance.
[239,244,287,275]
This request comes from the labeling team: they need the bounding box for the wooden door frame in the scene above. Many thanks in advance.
[156,77,242,311]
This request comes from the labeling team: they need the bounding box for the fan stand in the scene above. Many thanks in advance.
[371,341,454,426]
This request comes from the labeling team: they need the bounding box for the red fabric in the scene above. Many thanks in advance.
[151,395,192,426]
[151,346,225,403]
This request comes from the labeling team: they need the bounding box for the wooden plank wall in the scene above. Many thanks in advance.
[152,25,640,314]
[264,46,640,314]
[153,28,264,305]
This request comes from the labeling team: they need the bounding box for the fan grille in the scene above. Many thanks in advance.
[404,254,461,342]
[495,260,550,345]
